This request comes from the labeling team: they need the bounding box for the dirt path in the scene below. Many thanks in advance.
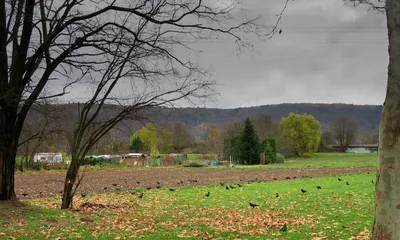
[15,167,375,198]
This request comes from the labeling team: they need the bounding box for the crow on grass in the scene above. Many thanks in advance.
[103,187,107,190]
[21,193,28,197]
[112,183,118,187]
[237,183,242,187]
[249,202,259,208]
[229,185,235,189]
[138,192,144,198]
[301,189,307,193]
[280,223,287,232]
[156,185,161,189]
[276,193,279,198]
[316,186,321,189]
[273,178,277,180]
[157,181,161,185]
[205,192,210,197]
[81,193,86,198]
[338,178,342,182]
[372,180,374,183]
[346,181,350,186]
[226,186,229,190]
[169,188,175,192]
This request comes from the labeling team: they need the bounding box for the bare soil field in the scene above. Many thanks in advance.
[15,167,375,198]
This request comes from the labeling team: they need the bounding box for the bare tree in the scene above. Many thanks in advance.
[171,122,193,153]
[0,0,285,200]
[331,117,358,152]
[253,115,278,140]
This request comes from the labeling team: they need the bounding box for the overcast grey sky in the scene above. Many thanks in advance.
[199,0,388,108]
[56,0,388,109]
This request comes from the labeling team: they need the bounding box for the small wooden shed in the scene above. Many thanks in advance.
[122,153,147,166]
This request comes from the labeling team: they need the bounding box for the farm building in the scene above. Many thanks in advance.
[122,153,147,166]
[33,153,63,163]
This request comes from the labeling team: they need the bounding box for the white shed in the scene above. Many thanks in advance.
[33,153,63,163]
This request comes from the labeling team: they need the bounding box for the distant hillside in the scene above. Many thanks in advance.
[26,103,382,141]
[149,103,382,132]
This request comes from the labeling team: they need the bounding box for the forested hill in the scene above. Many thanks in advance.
[148,103,382,131]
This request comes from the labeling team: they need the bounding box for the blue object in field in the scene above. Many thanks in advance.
[211,162,217,166]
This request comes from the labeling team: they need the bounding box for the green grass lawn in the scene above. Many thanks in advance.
[0,172,375,239]
[228,152,377,169]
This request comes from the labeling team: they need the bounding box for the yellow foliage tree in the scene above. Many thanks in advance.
[280,113,321,157]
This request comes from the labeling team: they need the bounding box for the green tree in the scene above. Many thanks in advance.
[280,113,321,157]
[240,118,260,165]
[157,128,173,154]
[130,137,143,152]
[131,123,158,154]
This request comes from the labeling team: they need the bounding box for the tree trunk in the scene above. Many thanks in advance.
[0,107,18,200]
[61,158,80,209]
[373,0,400,239]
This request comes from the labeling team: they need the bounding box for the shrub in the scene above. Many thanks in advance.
[276,153,285,163]
[183,162,204,168]
[83,157,121,166]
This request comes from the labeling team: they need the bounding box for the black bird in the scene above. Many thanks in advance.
[21,193,28,197]
[59,191,63,195]
[276,193,279,198]
[156,185,161,189]
[286,177,291,180]
[112,183,118,187]
[338,178,342,182]
[115,188,121,191]
[130,191,136,195]
[301,189,307,193]
[138,192,144,198]
[273,178,277,180]
[124,180,128,184]
[293,177,297,179]
[316,186,322,189]
[137,181,140,184]
[237,183,242,187]
[367,172,370,174]
[279,223,287,232]
[226,186,229,190]
[81,193,86,198]
[249,202,259,208]
[103,187,107,190]
[146,187,151,190]
[229,185,235,189]
[205,192,210,197]
[372,180,374,183]
[346,181,350,186]
[279,29,283,34]
[169,188,175,192]
[180,180,184,184]
[157,181,161,185]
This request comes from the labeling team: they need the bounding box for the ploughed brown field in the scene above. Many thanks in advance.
[15,167,375,199]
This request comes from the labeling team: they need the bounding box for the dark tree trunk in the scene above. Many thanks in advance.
[0,107,18,200]
[61,157,80,209]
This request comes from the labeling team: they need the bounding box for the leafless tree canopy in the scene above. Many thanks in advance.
[331,117,358,151]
